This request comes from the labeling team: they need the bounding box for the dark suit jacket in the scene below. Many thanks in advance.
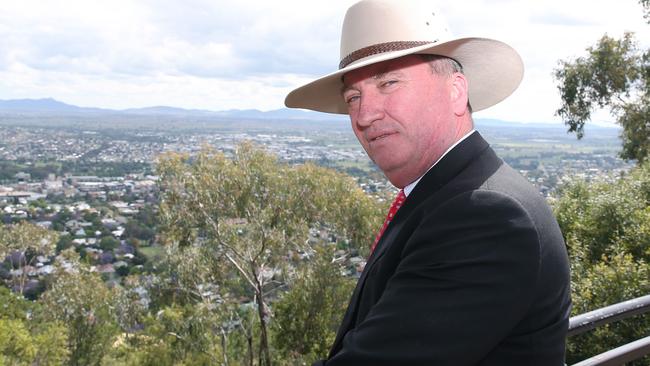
[314,132,571,366]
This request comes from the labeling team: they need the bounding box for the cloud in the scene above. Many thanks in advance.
[0,0,351,79]
[0,0,647,122]
[146,0,349,77]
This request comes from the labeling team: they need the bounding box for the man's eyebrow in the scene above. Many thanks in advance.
[373,72,388,80]
[340,70,405,95]
[341,84,355,96]
[376,70,404,79]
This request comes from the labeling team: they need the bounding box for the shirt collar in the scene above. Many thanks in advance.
[403,130,476,197]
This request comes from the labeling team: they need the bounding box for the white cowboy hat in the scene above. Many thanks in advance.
[284,0,523,114]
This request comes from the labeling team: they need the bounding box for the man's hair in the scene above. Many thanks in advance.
[419,54,463,76]
[419,54,473,113]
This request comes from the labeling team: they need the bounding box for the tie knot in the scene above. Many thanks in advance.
[388,189,406,214]
[392,189,406,207]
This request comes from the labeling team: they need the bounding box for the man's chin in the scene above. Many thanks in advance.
[376,163,408,186]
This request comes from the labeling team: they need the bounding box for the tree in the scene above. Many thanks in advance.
[37,250,119,366]
[272,245,356,363]
[553,162,650,364]
[99,236,120,251]
[554,162,650,264]
[0,318,38,365]
[0,221,58,296]
[157,143,383,365]
[56,234,74,253]
[554,0,649,162]
[566,251,649,365]
[0,287,70,365]
[104,303,226,366]
[124,219,155,242]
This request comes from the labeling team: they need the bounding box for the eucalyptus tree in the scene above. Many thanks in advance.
[0,221,58,297]
[553,162,650,363]
[554,0,649,163]
[156,142,383,365]
[272,245,356,363]
[38,249,119,366]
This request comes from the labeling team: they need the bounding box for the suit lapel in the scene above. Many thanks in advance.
[329,132,490,356]
[369,132,489,264]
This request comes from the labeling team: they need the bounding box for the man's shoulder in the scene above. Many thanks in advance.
[479,161,550,212]
[418,152,558,233]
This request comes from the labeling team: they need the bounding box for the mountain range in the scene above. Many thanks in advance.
[0,98,618,131]
[0,98,346,122]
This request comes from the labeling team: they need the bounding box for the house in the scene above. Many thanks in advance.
[72,238,87,246]
[95,264,115,274]
[37,265,55,276]
[36,221,53,229]
[101,218,120,230]
[111,227,125,238]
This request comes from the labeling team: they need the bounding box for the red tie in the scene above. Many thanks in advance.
[371,189,406,254]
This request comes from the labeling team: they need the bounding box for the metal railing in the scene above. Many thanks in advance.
[568,294,650,366]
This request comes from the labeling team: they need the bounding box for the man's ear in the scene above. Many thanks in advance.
[450,72,469,116]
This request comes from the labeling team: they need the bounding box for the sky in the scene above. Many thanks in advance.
[0,0,648,124]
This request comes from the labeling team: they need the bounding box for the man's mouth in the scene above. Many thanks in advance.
[370,132,393,142]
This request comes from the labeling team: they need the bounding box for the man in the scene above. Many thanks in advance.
[285,1,571,365]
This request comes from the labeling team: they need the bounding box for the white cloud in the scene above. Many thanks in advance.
[0,0,647,124]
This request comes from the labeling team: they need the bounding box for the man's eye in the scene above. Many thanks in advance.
[381,80,398,88]
[346,95,360,104]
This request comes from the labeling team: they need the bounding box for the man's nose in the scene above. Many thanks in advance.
[356,94,384,127]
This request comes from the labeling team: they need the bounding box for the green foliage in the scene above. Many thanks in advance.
[51,209,72,232]
[0,288,70,365]
[105,303,227,366]
[567,252,649,365]
[157,142,382,258]
[0,318,36,365]
[0,221,59,296]
[554,1,650,162]
[0,159,151,181]
[0,286,34,320]
[56,234,74,253]
[555,162,650,263]
[554,162,650,364]
[0,319,69,366]
[37,252,119,366]
[0,221,58,261]
[272,246,356,363]
[156,142,383,365]
[29,321,70,366]
[112,276,147,335]
[642,0,650,22]
[99,235,120,251]
[125,218,155,241]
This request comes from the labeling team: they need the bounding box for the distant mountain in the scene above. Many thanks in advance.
[0,98,81,112]
[0,97,617,129]
[0,98,98,113]
[123,106,348,121]
[0,98,346,121]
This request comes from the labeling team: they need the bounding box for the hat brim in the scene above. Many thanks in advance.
[284,37,523,114]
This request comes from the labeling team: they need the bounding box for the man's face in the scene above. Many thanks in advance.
[342,55,462,188]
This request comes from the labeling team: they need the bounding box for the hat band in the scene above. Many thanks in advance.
[339,40,435,69]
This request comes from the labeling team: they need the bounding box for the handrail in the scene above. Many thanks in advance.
[571,336,650,366]
[568,294,650,337]
[568,294,650,366]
